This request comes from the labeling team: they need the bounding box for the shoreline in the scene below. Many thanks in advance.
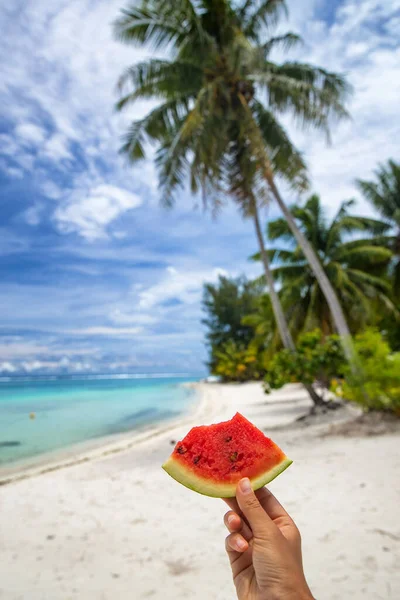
[0,381,360,487]
[0,381,218,487]
[1,381,399,600]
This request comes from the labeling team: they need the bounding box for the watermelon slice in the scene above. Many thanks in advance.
[162,412,292,497]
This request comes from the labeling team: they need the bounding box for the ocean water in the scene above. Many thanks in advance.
[0,375,200,467]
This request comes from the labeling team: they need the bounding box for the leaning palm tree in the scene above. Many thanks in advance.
[113,0,354,362]
[252,194,396,336]
[357,159,400,299]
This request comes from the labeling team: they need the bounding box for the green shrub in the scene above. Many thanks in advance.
[331,329,400,414]
[213,340,264,382]
[264,330,345,393]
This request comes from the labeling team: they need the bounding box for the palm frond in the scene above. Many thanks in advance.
[339,235,397,251]
[113,0,212,53]
[261,33,303,57]
[119,99,189,161]
[250,247,300,263]
[357,160,400,225]
[243,0,288,40]
[347,269,392,293]
[336,245,393,266]
[252,100,308,189]
[252,62,351,137]
[272,264,305,281]
[267,215,294,241]
[116,59,202,104]
[113,5,187,49]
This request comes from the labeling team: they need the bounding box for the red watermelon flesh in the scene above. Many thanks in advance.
[162,412,292,497]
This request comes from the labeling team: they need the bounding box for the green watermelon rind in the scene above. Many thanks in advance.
[162,455,293,498]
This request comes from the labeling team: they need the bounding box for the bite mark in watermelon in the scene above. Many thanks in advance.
[162,412,292,497]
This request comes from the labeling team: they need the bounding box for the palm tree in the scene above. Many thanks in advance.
[357,160,400,299]
[252,194,396,335]
[113,0,354,369]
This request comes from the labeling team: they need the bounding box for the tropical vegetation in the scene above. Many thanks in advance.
[264,329,345,402]
[202,276,264,375]
[113,0,358,405]
[357,160,400,299]
[112,0,400,413]
[201,164,400,413]
[253,194,396,337]
[331,330,400,415]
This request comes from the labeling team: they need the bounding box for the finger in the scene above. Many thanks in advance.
[225,532,249,554]
[224,510,241,532]
[223,510,253,542]
[235,478,274,538]
[225,486,291,526]
[223,496,241,515]
[223,497,251,531]
[256,487,300,549]
[225,533,253,581]
[224,496,251,523]
[256,487,292,521]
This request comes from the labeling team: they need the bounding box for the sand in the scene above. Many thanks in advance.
[0,382,399,600]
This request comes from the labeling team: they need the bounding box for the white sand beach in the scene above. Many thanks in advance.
[0,382,399,600]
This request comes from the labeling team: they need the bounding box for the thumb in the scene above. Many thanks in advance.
[236,478,273,538]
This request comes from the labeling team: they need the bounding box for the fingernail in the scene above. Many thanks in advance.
[239,478,252,494]
[227,515,236,527]
[236,537,247,551]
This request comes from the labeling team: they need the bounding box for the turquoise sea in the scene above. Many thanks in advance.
[0,374,200,468]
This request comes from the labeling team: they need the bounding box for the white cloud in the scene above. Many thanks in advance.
[20,358,94,372]
[109,309,157,326]
[0,341,98,360]
[15,122,46,145]
[0,163,24,179]
[0,361,16,373]
[39,180,63,199]
[70,326,143,336]
[42,133,72,161]
[0,133,35,172]
[112,231,128,240]
[24,203,43,226]
[54,184,142,240]
[0,0,155,206]
[2,0,397,224]
[137,266,228,310]
[0,341,52,359]
[21,360,45,372]
[1,0,400,375]
[277,0,400,214]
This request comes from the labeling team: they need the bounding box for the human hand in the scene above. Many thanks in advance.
[223,478,313,600]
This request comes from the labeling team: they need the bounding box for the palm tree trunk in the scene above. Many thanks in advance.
[266,172,354,363]
[253,203,294,351]
[253,202,324,406]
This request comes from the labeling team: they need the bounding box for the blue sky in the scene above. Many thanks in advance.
[1,0,399,375]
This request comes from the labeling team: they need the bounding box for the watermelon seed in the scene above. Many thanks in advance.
[225,436,232,442]
[193,456,201,464]
[177,446,187,454]
[230,452,238,462]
